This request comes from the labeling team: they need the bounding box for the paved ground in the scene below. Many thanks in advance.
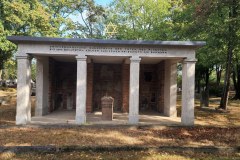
[31,110,181,126]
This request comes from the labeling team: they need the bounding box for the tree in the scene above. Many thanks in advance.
[41,0,76,37]
[0,23,15,80]
[68,0,106,38]
[0,0,60,80]
[109,0,183,40]
[219,0,239,109]
[172,0,223,107]
[174,0,240,109]
[2,58,17,80]
[232,51,240,100]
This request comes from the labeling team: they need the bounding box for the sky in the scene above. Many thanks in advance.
[95,0,113,6]
[70,0,113,23]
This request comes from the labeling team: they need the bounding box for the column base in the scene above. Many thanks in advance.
[164,109,177,117]
[16,115,29,125]
[128,115,139,124]
[75,114,86,124]
[181,117,194,126]
[35,107,48,116]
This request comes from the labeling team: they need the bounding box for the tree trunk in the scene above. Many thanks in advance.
[220,45,233,109]
[220,0,237,109]
[236,64,240,99]
[232,64,240,100]
[0,60,4,81]
[0,70,2,81]
[216,65,222,86]
[200,69,210,107]
[197,78,201,93]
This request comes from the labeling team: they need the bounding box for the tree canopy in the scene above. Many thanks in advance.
[0,0,240,105]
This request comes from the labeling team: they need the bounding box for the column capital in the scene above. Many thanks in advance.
[76,55,87,61]
[183,58,197,63]
[130,56,141,63]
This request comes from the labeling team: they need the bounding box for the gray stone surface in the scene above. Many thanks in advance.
[35,57,49,116]
[181,59,197,126]
[164,60,177,117]
[129,56,141,124]
[11,36,204,126]
[7,36,206,47]
[75,56,87,124]
[16,56,31,125]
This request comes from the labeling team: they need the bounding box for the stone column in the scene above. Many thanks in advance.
[164,60,177,117]
[75,55,87,124]
[181,59,197,126]
[16,55,31,125]
[35,57,49,116]
[129,56,141,124]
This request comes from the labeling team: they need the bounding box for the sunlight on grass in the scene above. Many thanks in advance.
[0,151,16,160]
[0,90,240,152]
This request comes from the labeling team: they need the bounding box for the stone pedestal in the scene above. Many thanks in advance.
[101,96,114,121]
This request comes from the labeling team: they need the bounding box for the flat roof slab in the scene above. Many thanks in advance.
[7,36,206,48]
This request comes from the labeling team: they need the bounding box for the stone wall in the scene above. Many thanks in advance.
[49,59,77,112]
[122,64,129,112]
[157,61,165,113]
[139,64,158,111]
[48,61,165,114]
[93,64,122,111]
[49,58,55,112]
[86,62,94,113]
[139,63,165,113]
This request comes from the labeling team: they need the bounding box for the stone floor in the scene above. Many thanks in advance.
[31,110,181,126]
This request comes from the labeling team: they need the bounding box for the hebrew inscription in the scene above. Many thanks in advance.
[49,45,167,54]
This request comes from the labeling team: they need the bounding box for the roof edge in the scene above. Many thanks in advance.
[7,36,206,47]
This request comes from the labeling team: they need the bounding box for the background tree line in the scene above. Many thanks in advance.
[0,0,239,109]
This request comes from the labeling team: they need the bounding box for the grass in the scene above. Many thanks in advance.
[1,126,240,147]
[0,89,240,159]
[1,150,240,160]
[0,90,36,126]
[176,93,240,127]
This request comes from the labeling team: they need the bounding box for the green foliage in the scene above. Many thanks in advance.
[0,22,16,70]
[41,0,76,37]
[1,0,57,36]
[0,0,239,102]
[31,60,36,81]
[70,0,106,38]
[109,0,183,40]
[2,58,17,80]
[0,0,76,79]
[174,0,240,102]
[0,0,60,73]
